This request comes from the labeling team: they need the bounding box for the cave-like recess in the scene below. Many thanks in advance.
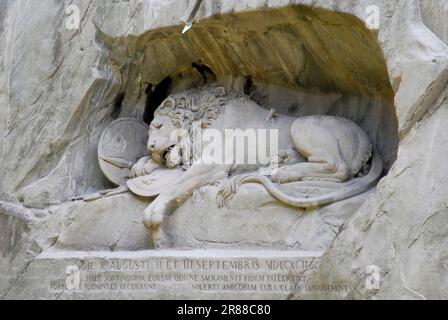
[101,4,398,170]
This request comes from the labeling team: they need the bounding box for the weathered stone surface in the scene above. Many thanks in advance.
[0,212,42,298]
[420,0,448,45]
[22,184,368,253]
[169,183,372,251]
[48,193,151,252]
[310,98,448,300]
[101,3,399,169]
[1,0,448,300]
[3,250,323,300]
[1,1,401,208]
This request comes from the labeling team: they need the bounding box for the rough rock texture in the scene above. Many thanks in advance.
[1,0,448,299]
[47,194,151,252]
[169,183,372,251]
[0,212,42,298]
[101,3,398,169]
[420,0,448,45]
[1,0,400,208]
[309,98,448,300]
[306,1,448,300]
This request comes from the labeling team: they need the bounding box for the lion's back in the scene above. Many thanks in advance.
[293,116,372,175]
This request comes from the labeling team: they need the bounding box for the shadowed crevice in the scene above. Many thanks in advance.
[144,77,173,125]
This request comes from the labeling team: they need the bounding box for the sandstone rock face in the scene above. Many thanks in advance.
[0,0,447,299]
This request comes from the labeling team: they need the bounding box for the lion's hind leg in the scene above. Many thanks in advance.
[217,149,302,207]
[271,147,350,184]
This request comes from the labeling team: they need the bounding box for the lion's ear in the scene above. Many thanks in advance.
[162,98,175,110]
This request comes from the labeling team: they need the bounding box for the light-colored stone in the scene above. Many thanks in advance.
[1,0,448,300]
[420,0,448,45]
[4,249,323,300]
[308,98,448,300]
[128,86,383,247]
[168,183,373,251]
[48,193,151,252]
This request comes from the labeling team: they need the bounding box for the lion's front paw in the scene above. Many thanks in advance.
[142,161,159,176]
[216,178,241,208]
[143,200,172,248]
[131,157,152,178]
[143,202,167,230]
[131,163,145,178]
[216,185,230,208]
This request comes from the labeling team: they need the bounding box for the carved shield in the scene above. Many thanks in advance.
[98,118,149,186]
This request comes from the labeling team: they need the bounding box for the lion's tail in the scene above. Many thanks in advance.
[241,150,383,209]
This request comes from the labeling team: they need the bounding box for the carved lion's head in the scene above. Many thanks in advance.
[147,85,238,168]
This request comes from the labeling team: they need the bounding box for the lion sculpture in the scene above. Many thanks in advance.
[129,85,383,246]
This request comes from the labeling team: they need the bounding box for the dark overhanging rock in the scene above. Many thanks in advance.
[100,5,393,97]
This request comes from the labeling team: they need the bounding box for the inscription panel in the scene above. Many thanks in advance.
[7,250,349,299]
